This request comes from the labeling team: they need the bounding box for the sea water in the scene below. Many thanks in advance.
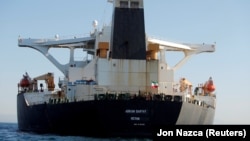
[0,123,151,141]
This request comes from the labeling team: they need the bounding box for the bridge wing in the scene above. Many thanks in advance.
[147,37,192,51]
[18,36,95,49]
[147,37,215,54]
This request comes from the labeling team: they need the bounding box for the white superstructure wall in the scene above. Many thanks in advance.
[96,58,158,93]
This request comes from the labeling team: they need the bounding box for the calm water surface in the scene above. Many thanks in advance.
[0,123,151,141]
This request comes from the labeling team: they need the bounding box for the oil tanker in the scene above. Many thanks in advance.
[17,0,216,138]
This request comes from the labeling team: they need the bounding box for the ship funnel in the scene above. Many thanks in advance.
[110,0,146,60]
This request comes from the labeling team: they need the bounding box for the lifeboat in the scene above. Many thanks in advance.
[19,72,31,87]
[20,77,30,87]
[204,77,215,93]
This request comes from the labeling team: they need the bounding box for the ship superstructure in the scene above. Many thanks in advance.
[17,0,216,138]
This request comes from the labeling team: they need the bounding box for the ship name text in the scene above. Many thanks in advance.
[125,109,147,114]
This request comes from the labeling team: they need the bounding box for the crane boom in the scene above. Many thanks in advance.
[33,72,55,91]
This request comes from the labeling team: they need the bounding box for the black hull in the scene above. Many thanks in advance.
[17,93,184,138]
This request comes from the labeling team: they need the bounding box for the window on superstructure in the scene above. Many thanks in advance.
[131,1,139,8]
[120,1,129,8]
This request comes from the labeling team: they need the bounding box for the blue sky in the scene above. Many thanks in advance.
[0,0,249,124]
